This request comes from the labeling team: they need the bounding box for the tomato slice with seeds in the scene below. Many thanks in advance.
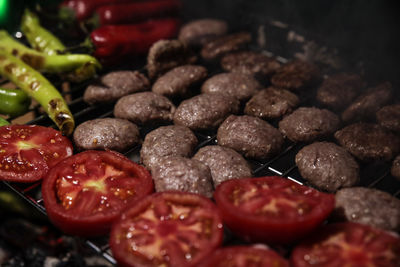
[0,125,73,183]
[42,150,154,236]
[109,191,224,267]
[199,246,289,267]
[214,176,335,244]
[291,222,400,267]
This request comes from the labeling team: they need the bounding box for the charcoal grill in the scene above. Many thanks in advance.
[1,0,400,265]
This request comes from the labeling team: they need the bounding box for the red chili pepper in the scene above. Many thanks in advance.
[89,18,180,64]
[91,0,182,27]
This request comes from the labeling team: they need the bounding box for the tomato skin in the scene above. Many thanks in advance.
[291,222,400,267]
[199,245,289,267]
[214,176,335,244]
[109,191,224,267]
[0,125,73,183]
[42,150,154,237]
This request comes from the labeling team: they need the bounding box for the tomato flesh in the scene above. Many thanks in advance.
[110,191,223,267]
[0,125,73,182]
[42,150,154,236]
[214,176,335,244]
[291,222,400,267]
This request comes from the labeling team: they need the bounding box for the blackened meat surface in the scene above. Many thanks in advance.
[244,87,300,120]
[316,73,364,110]
[295,142,359,192]
[392,155,400,180]
[173,93,239,131]
[334,187,400,232]
[73,118,140,152]
[217,115,284,160]
[278,107,340,142]
[151,156,213,198]
[376,104,400,134]
[114,92,175,126]
[334,122,400,162]
[193,145,252,187]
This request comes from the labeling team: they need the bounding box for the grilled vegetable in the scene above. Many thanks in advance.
[0,87,31,117]
[0,117,10,126]
[0,49,74,135]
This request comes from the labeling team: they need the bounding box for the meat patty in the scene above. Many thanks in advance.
[217,115,284,160]
[140,125,198,169]
[334,122,400,162]
[220,51,281,80]
[278,107,340,142]
[113,92,176,126]
[295,142,359,192]
[392,155,400,180]
[244,87,300,120]
[151,156,213,198]
[173,93,239,131]
[334,187,400,232]
[178,18,228,47]
[341,82,392,123]
[146,39,197,80]
[83,71,150,105]
[376,104,400,134]
[316,73,364,110]
[193,145,252,187]
[152,65,208,98]
[201,32,252,61]
[270,59,321,91]
[201,72,262,102]
[73,118,140,152]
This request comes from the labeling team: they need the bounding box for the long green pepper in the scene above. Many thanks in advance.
[0,87,31,117]
[0,49,74,135]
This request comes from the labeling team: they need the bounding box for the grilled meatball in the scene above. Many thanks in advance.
[152,65,208,98]
[245,87,300,120]
[201,72,262,102]
[173,93,239,131]
[271,59,321,91]
[278,107,340,142]
[201,32,252,61]
[193,145,252,187]
[178,18,228,47]
[146,39,197,80]
[140,125,198,169]
[220,51,281,80]
[295,142,359,192]
[342,82,392,123]
[392,155,400,180]
[376,104,400,134]
[151,156,213,198]
[334,123,400,162]
[334,187,400,232]
[217,115,284,160]
[113,92,175,126]
[83,71,150,104]
[316,73,364,110]
[73,118,140,152]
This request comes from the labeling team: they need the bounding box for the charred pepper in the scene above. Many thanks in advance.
[0,49,75,135]
[0,87,31,117]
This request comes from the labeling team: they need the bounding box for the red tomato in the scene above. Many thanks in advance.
[199,245,289,267]
[0,125,73,183]
[291,222,400,267]
[214,176,335,244]
[109,191,224,267]
[42,150,153,236]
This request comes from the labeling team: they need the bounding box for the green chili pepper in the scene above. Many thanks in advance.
[21,9,66,56]
[0,87,31,117]
[0,30,101,80]
[0,48,75,135]
[0,117,10,126]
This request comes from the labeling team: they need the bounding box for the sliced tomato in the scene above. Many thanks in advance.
[42,150,154,236]
[214,176,335,244]
[291,222,400,267]
[199,246,289,267]
[0,125,73,183]
[109,191,224,267]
